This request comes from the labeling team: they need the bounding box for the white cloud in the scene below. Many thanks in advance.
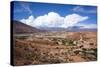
[62,14,88,28]
[20,12,88,28]
[20,15,34,26]
[73,6,96,14]
[33,12,64,27]
[73,6,84,12]
[14,2,32,14]
[20,2,32,14]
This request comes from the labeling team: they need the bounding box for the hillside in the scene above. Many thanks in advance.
[12,20,42,34]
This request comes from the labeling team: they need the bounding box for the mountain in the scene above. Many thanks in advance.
[12,20,97,33]
[38,26,97,32]
[66,26,97,32]
[38,27,66,31]
[12,20,43,34]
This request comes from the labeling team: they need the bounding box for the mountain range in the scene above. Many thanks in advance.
[12,20,97,34]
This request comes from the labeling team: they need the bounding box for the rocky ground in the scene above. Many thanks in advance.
[13,32,97,66]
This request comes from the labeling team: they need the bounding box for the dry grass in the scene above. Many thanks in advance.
[13,31,97,66]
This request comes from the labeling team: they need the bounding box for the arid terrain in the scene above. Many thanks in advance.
[13,31,97,66]
[11,1,97,66]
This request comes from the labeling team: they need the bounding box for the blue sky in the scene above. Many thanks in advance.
[11,1,97,28]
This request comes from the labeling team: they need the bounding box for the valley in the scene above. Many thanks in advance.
[13,31,97,66]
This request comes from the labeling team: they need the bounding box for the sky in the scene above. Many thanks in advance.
[11,1,97,29]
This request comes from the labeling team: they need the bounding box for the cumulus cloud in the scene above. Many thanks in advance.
[20,12,88,28]
[62,14,88,28]
[20,15,34,26]
[33,12,64,27]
